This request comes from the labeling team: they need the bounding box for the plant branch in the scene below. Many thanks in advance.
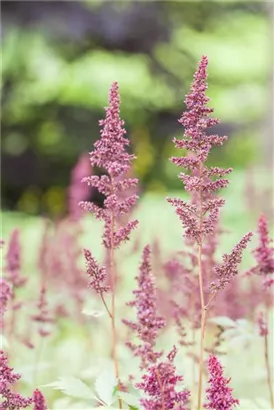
[264,309,274,409]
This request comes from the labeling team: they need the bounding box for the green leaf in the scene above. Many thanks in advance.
[43,376,102,403]
[95,366,117,406]
[209,316,236,328]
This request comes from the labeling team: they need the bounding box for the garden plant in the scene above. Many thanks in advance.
[1,56,273,410]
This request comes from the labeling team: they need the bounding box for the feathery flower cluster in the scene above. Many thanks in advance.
[68,153,92,219]
[80,81,139,249]
[251,215,274,287]
[32,285,54,337]
[123,245,166,369]
[83,249,110,294]
[0,278,11,320]
[0,350,32,409]
[167,56,232,244]
[210,233,253,292]
[5,229,26,289]
[205,355,239,410]
[33,389,47,410]
[136,346,190,410]
[257,311,268,337]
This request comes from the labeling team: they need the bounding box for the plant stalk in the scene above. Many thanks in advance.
[155,369,165,410]
[264,309,274,409]
[110,176,122,410]
[197,162,205,410]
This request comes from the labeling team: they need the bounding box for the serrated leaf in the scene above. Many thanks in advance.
[117,392,140,407]
[43,376,102,402]
[95,366,117,406]
[209,316,236,328]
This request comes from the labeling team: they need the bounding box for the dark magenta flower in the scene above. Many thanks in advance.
[5,229,27,289]
[123,245,166,369]
[83,249,110,294]
[0,350,32,409]
[205,355,239,410]
[33,389,47,410]
[79,82,138,249]
[210,233,253,293]
[167,56,232,244]
[251,214,274,288]
[0,278,11,320]
[136,346,190,410]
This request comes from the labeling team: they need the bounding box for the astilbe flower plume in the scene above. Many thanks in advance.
[79,81,139,250]
[68,153,92,219]
[32,285,55,338]
[0,279,11,322]
[257,311,268,336]
[83,249,110,294]
[123,245,166,369]
[79,83,138,406]
[5,229,27,289]
[167,55,252,409]
[136,346,190,410]
[167,55,232,244]
[33,389,47,410]
[210,233,253,293]
[251,214,274,288]
[205,355,239,410]
[0,350,32,409]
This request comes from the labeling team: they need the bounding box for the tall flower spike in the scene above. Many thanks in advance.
[79,83,138,408]
[123,245,166,369]
[0,350,33,409]
[79,81,139,249]
[205,355,239,410]
[167,56,232,244]
[0,278,12,321]
[5,229,27,289]
[252,214,274,287]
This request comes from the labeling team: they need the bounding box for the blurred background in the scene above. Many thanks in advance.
[1,0,273,218]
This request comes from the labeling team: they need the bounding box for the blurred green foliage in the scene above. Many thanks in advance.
[1,1,271,216]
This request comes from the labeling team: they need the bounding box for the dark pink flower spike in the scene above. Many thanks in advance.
[83,249,110,294]
[210,233,253,292]
[123,245,165,369]
[257,311,268,337]
[167,56,232,244]
[79,82,138,249]
[0,279,12,320]
[136,347,190,410]
[252,215,274,287]
[0,350,33,409]
[205,355,239,410]
[5,229,27,289]
[33,389,47,410]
